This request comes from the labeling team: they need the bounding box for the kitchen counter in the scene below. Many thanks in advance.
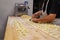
[51,19,60,25]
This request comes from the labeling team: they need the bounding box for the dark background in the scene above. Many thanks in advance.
[33,0,44,13]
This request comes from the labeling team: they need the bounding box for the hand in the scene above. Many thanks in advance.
[32,11,42,19]
[31,18,39,23]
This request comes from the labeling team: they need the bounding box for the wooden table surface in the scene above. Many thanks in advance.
[4,15,60,40]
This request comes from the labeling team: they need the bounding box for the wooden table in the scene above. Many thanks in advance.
[4,15,60,40]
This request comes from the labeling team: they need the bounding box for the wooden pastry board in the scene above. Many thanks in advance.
[4,15,60,40]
